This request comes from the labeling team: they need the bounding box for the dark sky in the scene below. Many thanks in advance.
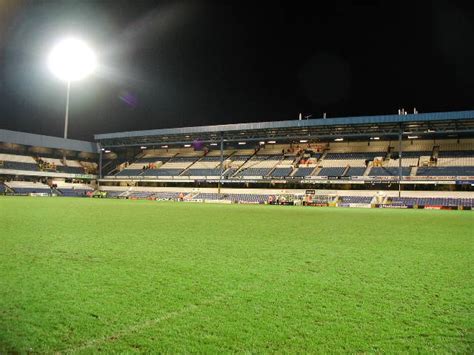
[1,0,474,141]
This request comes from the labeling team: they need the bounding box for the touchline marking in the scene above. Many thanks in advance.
[60,293,231,353]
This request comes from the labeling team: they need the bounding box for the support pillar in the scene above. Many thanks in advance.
[398,130,403,198]
[218,132,224,194]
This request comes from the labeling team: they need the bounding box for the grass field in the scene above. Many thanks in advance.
[0,197,473,353]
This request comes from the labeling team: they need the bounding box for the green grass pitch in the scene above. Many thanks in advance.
[0,196,472,353]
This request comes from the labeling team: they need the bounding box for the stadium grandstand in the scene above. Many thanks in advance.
[2,110,473,209]
[0,129,98,196]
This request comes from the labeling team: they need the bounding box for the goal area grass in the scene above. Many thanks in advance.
[0,197,472,352]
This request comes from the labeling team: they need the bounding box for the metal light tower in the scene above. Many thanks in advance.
[48,37,97,139]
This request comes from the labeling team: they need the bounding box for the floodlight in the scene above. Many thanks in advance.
[48,37,97,140]
[48,38,97,82]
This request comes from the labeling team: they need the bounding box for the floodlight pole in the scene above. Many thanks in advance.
[398,130,402,198]
[218,132,224,195]
[64,80,71,139]
[99,145,103,179]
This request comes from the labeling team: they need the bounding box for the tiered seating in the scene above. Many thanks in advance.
[0,183,6,193]
[57,166,85,174]
[318,167,346,176]
[154,192,181,200]
[116,169,143,177]
[106,191,124,198]
[235,168,272,177]
[324,152,383,160]
[128,191,155,199]
[309,195,336,203]
[0,153,39,171]
[370,167,411,176]
[103,140,474,181]
[384,151,428,168]
[345,167,366,176]
[436,151,474,167]
[142,155,201,177]
[293,167,315,177]
[52,181,93,197]
[182,168,223,176]
[223,168,237,177]
[56,160,86,174]
[192,192,271,203]
[5,181,51,194]
[79,161,98,174]
[227,193,271,203]
[193,192,222,200]
[416,167,474,176]
[39,157,63,171]
[391,197,474,207]
[317,152,383,177]
[271,167,293,177]
[234,153,281,177]
[339,196,373,204]
[113,149,178,177]
[183,154,233,177]
[141,169,183,177]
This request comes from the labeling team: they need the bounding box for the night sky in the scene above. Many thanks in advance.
[1,0,473,140]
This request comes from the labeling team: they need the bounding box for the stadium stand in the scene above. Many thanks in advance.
[1,111,474,208]
[52,181,94,197]
[390,197,474,207]
[339,195,373,204]
[5,181,51,194]
[0,153,40,171]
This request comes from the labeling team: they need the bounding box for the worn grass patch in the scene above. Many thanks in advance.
[0,196,472,353]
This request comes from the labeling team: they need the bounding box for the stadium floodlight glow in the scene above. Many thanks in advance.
[370,137,380,140]
[210,143,218,146]
[408,135,419,139]
[48,38,97,82]
[259,141,265,145]
[238,142,246,145]
[184,144,191,147]
[299,139,308,143]
[267,140,276,144]
[48,37,97,140]
[104,149,111,153]
[334,138,344,142]
[161,145,169,148]
[140,146,147,150]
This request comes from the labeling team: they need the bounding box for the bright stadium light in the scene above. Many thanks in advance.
[48,38,97,82]
[48,37,97,140]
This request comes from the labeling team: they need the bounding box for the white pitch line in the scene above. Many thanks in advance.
[60,293,231,353]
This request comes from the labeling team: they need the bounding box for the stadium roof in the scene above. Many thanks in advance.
[0,129,98,153]
[95,110,474,148]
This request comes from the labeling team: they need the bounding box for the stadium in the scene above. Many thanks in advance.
[1,110,473,352]
[1,2,473,353]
